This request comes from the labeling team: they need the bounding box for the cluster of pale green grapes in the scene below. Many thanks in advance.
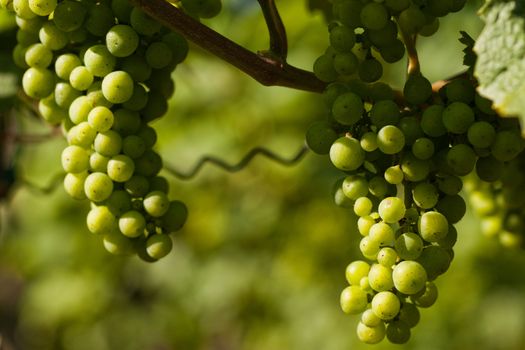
[2,0,192,261]
[179,0,221,19]
[307,0,525,345]
[463,149,525,249]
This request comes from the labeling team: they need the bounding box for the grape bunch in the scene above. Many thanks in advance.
[2,0,191,261]
[308,0,525,344]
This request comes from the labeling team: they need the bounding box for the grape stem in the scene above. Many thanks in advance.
[129,0,325,92]
[163,143,309,180]
[257,0,288,60]
[399,30,420,76]
[431,70,470,93]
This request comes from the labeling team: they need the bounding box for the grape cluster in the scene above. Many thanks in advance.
[3,0,190,261]
[308,0,525,345]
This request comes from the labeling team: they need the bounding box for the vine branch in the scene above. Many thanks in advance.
[129,0,325,92]
[257,0,288,59]
[164,143,309,180]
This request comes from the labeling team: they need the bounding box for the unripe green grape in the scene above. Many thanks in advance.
[329,25,355,52]
[442,102,475,134]
[368,176,392,199]
[371,291,400,320]
[68,95,93,124]
[377,247,397,267]
[53,0,86,32]
[305,121,338,155]
[124,175,149,197]
[121,53,152,82]
[467,121,496,149]
[122,135,146,159]
[134,149,163,177]
[403,74,432,105]
[145,41,173,69]
[105,24,139,58]
[437,175,462,195]
[55,54,81,81]
[333,52,359,76]
[445,78,475,103]
[354,197,373,217]
[368,82,395,101]
[140,91,168,122]
[395,232,423,260]
[103,190,132,216]
[146,234,173,259]
[89,152,110,173]
[361,309,382,327]
[333,179,354,208]
[61,145,89,173]
[342,175,368,200]
[86,205,117,234]
[491,130,524,162]
[340,285,367,314]
[332,92,363,125]
[119,210,146,238]
[412,137,434,160]
[369,222,395,247]
[384,165,403,185]
[358,215,375,236]
[377,125,405,155]
[70,66,93,91]
[84,2,115,37]
[386,320,411,344]
[418,211,448,242]
[435,194,466,224]
[107,155,135,183]
[360,131,378,152]
[38,94,67,125]
[416,246,452,281]
[130,7,161,36]
[367,21,398,48]
[64,171,88,200]
[411,282,438,307]
[369,100,400,128]
[401,153,430,182]
[360,3,388,30]
[84,172,114,202]
[112,108,141,136]
[447,143,477,176]
[136,125,158,148]
[379,39,406,63]
[28,0,56,16]
[385,0,410,13]
[94,130,122,157]
[378,197,405,224]
[358,58,383,83]
[368,263,394,292]
[329,136,365,171]
[83,45,117,78]
[149,176,169,193]
[123,84,148,111]
[67,122,96,148]
[419,17,440,37]
[392,261,427,295]
[161,31,189,65]
[335,0,363,29]
[13,0,36,19]
[102,71,134,104]
[356,321,386,344]
[54,82,80,109]
[22,67,54,99]
[475,155,502,182]
[24,43,52,69]
[345,260,370,285]
[436,224,458,249]
[360,236,381,257]
[160,200,188,232]
[313,53,337,82]
[103,230,135,255]
[398,116,423,146]
[142,191,170,217]
[412,182,438,209]
[421,105,446,137]
[450,0,467,12]
[398,5,426,34]
[88,106,114,132]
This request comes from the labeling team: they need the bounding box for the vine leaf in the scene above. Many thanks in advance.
[459,31,476,73]
[474,0,525,134]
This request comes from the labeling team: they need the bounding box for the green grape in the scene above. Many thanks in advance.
[403,74,432,105]
[53,0,86,32]
[88,106,114,132]
[360,2,388,30]
[377,247,397,267]
[412,137,434,160]
[437,175,462,195]
[340,285,367,314]
[401,153,430,182]
[134,149,163,177]
[112,108,141,136]
[358,215,376,236]
[136,124,158,148]
[84,45,117,78]
[84,172,114,202]
[419,17,440,37]
[85,2,115,37]
[368,176,393,199]
[385,0,410,13]
[354,197,373,217]
[345,260,371,285]
[103,230,135,255]
[103,190,132,216]
[442,102,475,134]
[398,116,423,145]
[368,263,394,292]
[63,171,88,200]
[306,121,338,155]
[55,53,81,81]
[313,53,337,82]
[418,211,448,242]
[332,92,363,125]
[121,53,152,82]
[450,0,467,12]
[416,246,452,281]
[421,105,447,137]
[369,222,395,247]
[149,176,169,193]
[446,143,477,176]
[107,155,135,183]
[124,175,150,197]
[335,0,363,29]
[378,197,405,224]
[475,155,502,182]
[22,67,54,99]
[369,100,400,128]
[398,5,426,34]
[435,194,466,224]
[28,0,55,16]
[358,58,383,83]
[146,234,173,259]
[330,136,365,171]
[356,321,386,344]
[67,122,96,148]
[140,91,168,122]
[395,232,423,260]
[54,83,80,110]
[367,21,397,48]
[361,309,382,327]
[333,52,359,76]
[14,0,36,19]
[119,210,146,238]
[24,43,52,68]
[102,70,134,104]
[94,130,123,157]
[38,22,67,51]
[145,41,173,69]
[467,121,496,149]
[105,24,139,58]
[89,152,110,173]
[379,39,406,63]
[426,0,453,17]
[386,320,411,344]
[411,282,438,307]
[384,165,403,185]
[412,182,438,209]
[445,78,475,103]
[490,130,524,162]
[160,200,188,233]
[368,82,394,101]
[392,261,427,295]
[342,175,368,200]
[371,291,400,320]
[61,145,89,173]
[122,135,146,159]
[86,205,117,234]
[398,302,420,328]
[360,236,381,257]
[69,66,94,91]
[130,7,161,36]
[68,95,93,124]
[161,31,189,65]
[38,94,67,125]
[143,191,170,217]
[329,25,355,52]
[86,82,114,109]
[360,132,378,152]
[377,125,405,155]
[123,84,148,111]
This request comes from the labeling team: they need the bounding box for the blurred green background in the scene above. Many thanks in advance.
[1,1,525,349]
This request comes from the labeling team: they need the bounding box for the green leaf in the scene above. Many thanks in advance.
[473,0,525,135]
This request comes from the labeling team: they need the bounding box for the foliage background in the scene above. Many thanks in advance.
[1,1,525,349]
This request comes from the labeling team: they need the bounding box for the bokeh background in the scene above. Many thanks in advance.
[1,1,525,349]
